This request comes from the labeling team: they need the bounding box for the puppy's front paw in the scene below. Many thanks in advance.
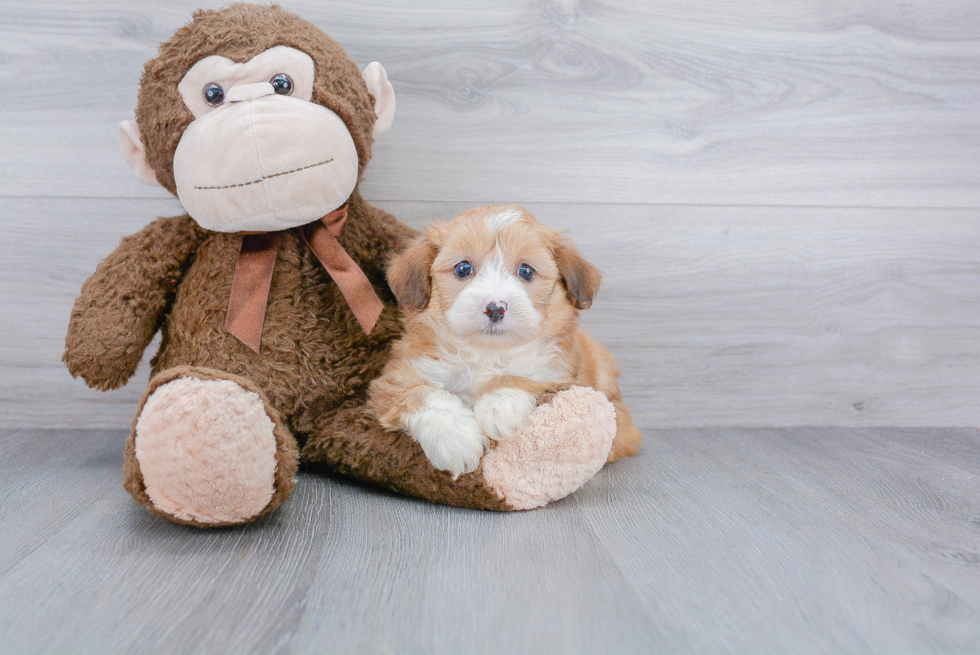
[474,388,537,442]
[405,390,488,477]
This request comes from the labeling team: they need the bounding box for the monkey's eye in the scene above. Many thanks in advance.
[202,83,225,107]
[517,263,535,281]
[270,73,293,95]
[454,261,473,278]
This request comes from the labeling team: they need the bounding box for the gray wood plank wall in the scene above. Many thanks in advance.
[2,0,979,428]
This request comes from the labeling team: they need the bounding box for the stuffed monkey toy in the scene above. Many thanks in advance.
[64,3,618,527]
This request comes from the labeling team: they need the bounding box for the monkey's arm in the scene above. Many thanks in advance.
[64,215,207,391]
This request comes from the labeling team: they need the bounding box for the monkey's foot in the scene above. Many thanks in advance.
[126,367,298,527]
[482,386,616,510]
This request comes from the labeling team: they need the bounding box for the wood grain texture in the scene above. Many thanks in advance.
[4,197,979,428]
[1,427,977,653]
[577,427,980,653]
[1,0,978,206]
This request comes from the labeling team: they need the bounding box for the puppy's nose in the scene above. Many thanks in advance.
[484,301,507,324]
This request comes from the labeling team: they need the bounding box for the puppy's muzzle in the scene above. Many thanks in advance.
[484,301,507,324]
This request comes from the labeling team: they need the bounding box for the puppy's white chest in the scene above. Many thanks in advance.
[412,339,564,405]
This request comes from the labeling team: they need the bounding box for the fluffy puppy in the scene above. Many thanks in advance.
[369,205,641,477]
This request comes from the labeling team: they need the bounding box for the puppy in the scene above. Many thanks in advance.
[369,205,641,477]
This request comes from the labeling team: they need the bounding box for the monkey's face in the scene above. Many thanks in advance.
[119,10,396,234]
[170,46,358,233]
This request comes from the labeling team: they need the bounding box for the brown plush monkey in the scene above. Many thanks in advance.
[64,3,618,527]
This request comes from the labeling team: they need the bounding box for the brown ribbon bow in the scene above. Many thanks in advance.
[225,205,384,353]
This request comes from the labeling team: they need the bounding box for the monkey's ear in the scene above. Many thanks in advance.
[362,62,396,137]
[551,234,602,310]
[387,236,437,311]
[118,120,162,187]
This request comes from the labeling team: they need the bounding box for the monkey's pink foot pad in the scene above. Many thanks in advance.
[483,386,616,510]
[134,377,278,525]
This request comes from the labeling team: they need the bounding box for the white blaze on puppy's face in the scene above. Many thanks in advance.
[424,206,570,348]
[483,208,523,233]
[444,248,539,344]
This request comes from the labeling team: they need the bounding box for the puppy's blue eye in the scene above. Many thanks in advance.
[517,263,535,281]
[454,261,472,278]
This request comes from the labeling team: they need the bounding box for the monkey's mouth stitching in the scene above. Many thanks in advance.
[194,158,334,190]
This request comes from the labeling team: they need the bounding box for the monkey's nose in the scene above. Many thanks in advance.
[226,82,275,103]
[484,301,507,324]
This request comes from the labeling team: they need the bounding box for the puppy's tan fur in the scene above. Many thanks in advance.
[370,205,641,469]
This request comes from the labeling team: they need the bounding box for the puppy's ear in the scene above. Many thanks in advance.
[551,234,602,310]
[387,235,437,310]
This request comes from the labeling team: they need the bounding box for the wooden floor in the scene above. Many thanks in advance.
[2,427,978,654]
